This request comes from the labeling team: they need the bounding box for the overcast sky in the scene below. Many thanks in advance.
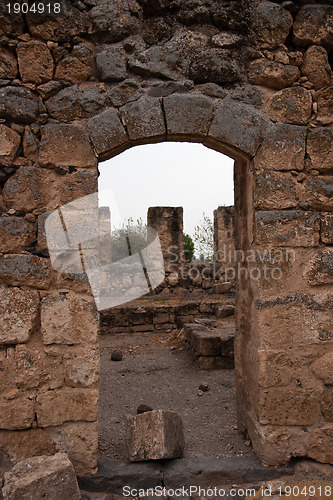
[98,142,234,237]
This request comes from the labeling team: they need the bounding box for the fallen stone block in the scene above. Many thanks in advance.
[2,453,80,500]
[126,410,185,461]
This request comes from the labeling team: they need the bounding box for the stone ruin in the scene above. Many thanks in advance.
[0,0,332,486]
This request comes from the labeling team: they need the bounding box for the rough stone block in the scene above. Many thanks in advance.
[311,352,333,385]
[304,176,333,211]
[189,49,241,84]
[0,216,34,253]
[164,94,215,138]
[3,166,47,212]
[39,124,97,168]
[255,211,320,247]
[0,254,51,289]
[60,170,97,204]
[266,87,312,125]
[303,249,333,285]
[96,45,127,82]
[209,101,268,157]
[122,96,165,141]
[0,86,39,124]
[321,387,333,422]
[89,0,138,43]
[254,123,306,172]
[23,126,38,161]
[46,84,108,123]
[315,87,333,125]
[0,429,54,464]
[41,293,99,345]
[0,125,21,167]
[17,40,54,84]
[214,305,235,318]
[301,45,331,90]
[0,397,35,430]
[248,59,299,89]
[27,7,87,41]
[64,349,99,388]
[307,427,333,464]
[307,128,333,173]
[45,421,98,476]
[126,410,185,461]
[2,453,80,500]
[37,388,98,427]
[86,109,128,157]
[184,324,221,356]
[54,42,95,84]
[254,172,299,210]
[128,44,189,81]
[293,5,333,48]
[255,1,293,49]
[321,215,333,245]
[0,49,18,79]
[0,286,39,345]
[257,387,317,426]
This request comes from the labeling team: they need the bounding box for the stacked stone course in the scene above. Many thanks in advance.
[0,0,332,475]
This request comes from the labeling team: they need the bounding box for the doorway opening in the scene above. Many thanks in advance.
[96,142,253,462]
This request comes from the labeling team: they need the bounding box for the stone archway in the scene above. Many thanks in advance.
[0,0,332,476]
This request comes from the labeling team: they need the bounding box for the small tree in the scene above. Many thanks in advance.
[193,213,214,261]
[184,233,195,262]
[111,217,147,261]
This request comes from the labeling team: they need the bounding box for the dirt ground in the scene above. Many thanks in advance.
[98,329,254,462]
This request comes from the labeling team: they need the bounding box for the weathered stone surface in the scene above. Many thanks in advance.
[39,124,97,168]
[307,427,333,464]
[255,123,306,172]
[321,387,333,422]
[129,45,189,80]
[60,170,97,204]
[315,87,333,125]
[0,254,51,289]
[122,96,165,140]
[64,349,99,388]
[255,211,320,247]
[96,45,127,82]
[301,45,331,90]
[0,10,24,38]
[86,109,128,157]
[189,49,241,84]
[0,286,38,345]
[2,453,80,500]
[37,388,98,427]
[17,40,54,84]
[0,86,39,124]
[46,422,98,476]
[311,352,333,385]
[0,215,34,253]
[307,128,333,173]
[108,79,143,107]
[0,397,35,430]
[23,126,38,161]
[248,59,299,89]
[303,249,333,286]
[54,43,95,84]
[89,0,139,42]
[257,387,317,426]
[209,101,268,156]
[46,84,108,122]
[0,49,17,79]
[41,293,98,345]
[126,410,185,461]
[254,172,299,210]
[266,87,312,125]
[164,94,215,137]
[3,166,46,212]
[255,1,293,49]
[321,215,333,245]
[304,176,333,211]
[0,125,21,167]
[212,32,242,47]
[27,9,88,41]
[293,5,333,48]
[0,429,54,464]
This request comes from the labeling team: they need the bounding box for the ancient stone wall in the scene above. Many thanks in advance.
[0,0,332,474]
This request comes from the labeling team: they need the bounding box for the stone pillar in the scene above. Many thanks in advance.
[213,206,235,281]
[147,207,184,278]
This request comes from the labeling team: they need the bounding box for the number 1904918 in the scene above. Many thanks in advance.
[6,3,62,14]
